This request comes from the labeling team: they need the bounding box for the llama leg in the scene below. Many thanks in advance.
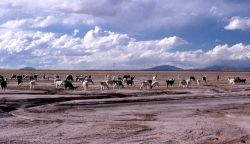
[140,84,143,89]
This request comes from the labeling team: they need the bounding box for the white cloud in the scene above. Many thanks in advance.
[225,16,250,30]
[206,44,248,62]
[209,6,222,16]
[158,36,188,48]
[0,16,56,29]
[0,19,29,29]
[35,16,57,28]
[0,27,188,69]
[0,14,97,30]
[0,27,249,69]
[1,0,250,32]
[72,29,79,37]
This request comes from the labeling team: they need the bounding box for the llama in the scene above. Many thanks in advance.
[113,80,124,89]
[140,75,158,89]
[140,80,159,89]
[142,75,157,87]
[29,80,36,89]
[0,75,4,81]
[217,75,220,81]
[179,79,191,88]
[106,75,115,86]
[100,81,109,90]
[122,75,131,85]
[140,81,151,89]
[190,76,196,81]
[166,78,175,87]
[106,79,114,86]
[29,76,35,81]
[64,81,75,90]
[233,77,246,84]
[11,74,17,79]
[125,76,135,86]
[239,79,246,84]
[55,80,64,88]
[202,75,207,83]
[33,74,38,81]
[0,79,7,91]
[17,78,23,85]
[122,78,128,86]
[189,76,201,86]
[196,79,201,86]
[43,74,50,80]
[66,75,74,82]
[16,74,26,85]
[82,78,94,90]
[228,77,235,85]
[151,81,160,89]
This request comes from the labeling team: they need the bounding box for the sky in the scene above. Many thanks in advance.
[0,0,250,70]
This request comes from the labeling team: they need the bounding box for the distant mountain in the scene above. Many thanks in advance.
[201,65,250,71]
[144,65,183,71]
[145,65,250,71]
[19,67,36,70]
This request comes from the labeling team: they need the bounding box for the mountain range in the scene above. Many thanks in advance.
[144,65,183,71]
[19,67,36,70]
[199,65,250,71]
[17,65,250,71]
[145,65,250,71]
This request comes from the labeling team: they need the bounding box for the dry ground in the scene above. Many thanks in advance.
[0,70,250,144]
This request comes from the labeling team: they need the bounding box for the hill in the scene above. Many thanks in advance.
[144,65,183,71]
[19,67,36,70]
[201,65,250,71]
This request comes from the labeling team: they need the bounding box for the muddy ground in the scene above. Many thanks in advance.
[0,70,250,144]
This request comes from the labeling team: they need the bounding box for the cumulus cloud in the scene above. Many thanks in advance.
[0,16,58,29]
[0,14,97,30]
[0,27,249,69]
[0,19,28,29]
[225,16,250,30]
[1,0,250,32]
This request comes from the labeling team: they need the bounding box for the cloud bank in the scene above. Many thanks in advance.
[0,27,250,69]
[0,0,250,69]
[225,17,250,30]
[1,0,250,32]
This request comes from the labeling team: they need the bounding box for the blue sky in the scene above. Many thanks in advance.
[0,0,250,69]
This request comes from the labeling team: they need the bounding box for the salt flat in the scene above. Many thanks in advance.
[0,70,250,144]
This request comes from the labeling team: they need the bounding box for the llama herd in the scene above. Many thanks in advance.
[0,73,248,92]
[100,75,135,90]
[54,75,93,90]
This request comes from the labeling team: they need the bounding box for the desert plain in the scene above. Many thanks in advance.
[0,70,250,144]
